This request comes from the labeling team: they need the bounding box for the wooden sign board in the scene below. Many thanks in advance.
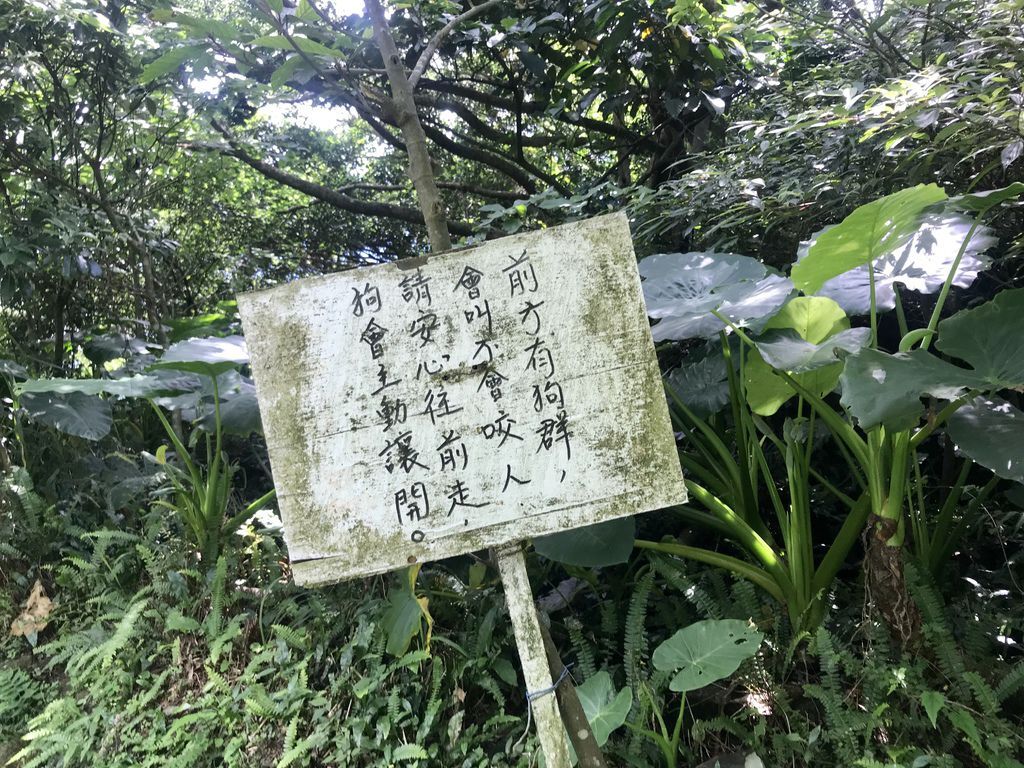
[238,213,685,586]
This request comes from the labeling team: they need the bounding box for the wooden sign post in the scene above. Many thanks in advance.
[238,212,685,765]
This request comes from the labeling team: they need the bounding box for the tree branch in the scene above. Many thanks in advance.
[365,0,452,251]
[203,123,477,237]
[408,0,504,89]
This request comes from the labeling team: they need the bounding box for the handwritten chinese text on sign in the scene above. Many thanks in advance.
[238,213,685,585]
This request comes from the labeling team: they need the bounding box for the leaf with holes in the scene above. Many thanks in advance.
[652,619,763,692]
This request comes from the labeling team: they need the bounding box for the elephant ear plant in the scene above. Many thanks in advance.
[637,182,1024,648]
[13,335,273,564]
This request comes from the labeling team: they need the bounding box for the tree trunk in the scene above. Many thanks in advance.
[365,0,452,253]
[865,514,921,651]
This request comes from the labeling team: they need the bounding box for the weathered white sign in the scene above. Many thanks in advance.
[238,212,685,585]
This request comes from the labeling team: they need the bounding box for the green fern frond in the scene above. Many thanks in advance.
[624,567,654,695]
[994,662,1024,706]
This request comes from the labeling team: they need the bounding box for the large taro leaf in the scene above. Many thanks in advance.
[534,517,635,567]
[16,373,177,398]
[947,397,1024,483]
[652,619,763,693]
[791,184,948,294]
[935,288,1024,389]
[797,213,994,315]
[753,328,871,373]
[839,348,988,431]
[0,360,28,379]
[639,251,793,341]
[640,251,765,319]
[382,586,425,658]
[744,297,868,416]
[149,334,248,376]
[840,289,1024,430]
[20,391,112,441]
[573,671,631,749]
[666,339,737,418]
[82,333,157,365]
[197,376,262,435]
[947,182,1024,213]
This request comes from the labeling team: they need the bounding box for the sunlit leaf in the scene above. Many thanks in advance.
[947,182,1024,213]
[640,251,793,341]
[149,335,248,376]
[796,213,993,315]
[791,184,948,294]
[744,297,867,416]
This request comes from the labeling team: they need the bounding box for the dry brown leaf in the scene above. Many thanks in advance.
[9,579,53,638]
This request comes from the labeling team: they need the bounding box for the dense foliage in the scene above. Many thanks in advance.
[3,0,1024,766]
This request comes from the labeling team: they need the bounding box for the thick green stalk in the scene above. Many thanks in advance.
[921,216,982,350]
[811,493,872,594]
[682,480,794,599]
[634,539,787,605]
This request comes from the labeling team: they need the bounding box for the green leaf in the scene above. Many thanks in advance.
[270,55,308,89]
[753,328,870,373]
[947,182,1024,213]
[921,690,945,729]
[840,289,1024,429]
[165,610,202,633]
[149,9,239,40]
[533,517,635,567]
[666,339,735,419]
[249,34,345,59]
[21,391,112,441]
[946,708,982,751]
[574,671,631,746]
[382,584,424,657]
[839,348,986,431]
[392,743,429,760]
[791,184,947,294]
[492,658,517,687]
[652,619,763,692]
[140,45,209,83]
[745,296,867,416]
[947,397,1024,483]
[935,288,1024,389]
[150,335,248,377]
[17,374,175,398]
